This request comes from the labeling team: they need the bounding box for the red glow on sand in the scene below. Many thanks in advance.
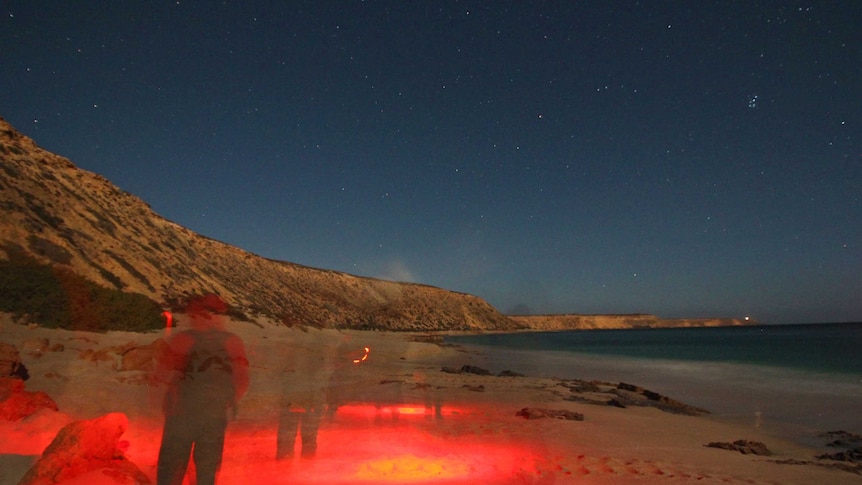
[333,403,458,419]
[353,454,472,482]
[217,416,547,485]
[8,405,552,484]
[393,406,433,416]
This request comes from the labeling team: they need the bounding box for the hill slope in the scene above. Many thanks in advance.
[0,117,522,332]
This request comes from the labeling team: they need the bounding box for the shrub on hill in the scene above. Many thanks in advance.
[0,246,163,332]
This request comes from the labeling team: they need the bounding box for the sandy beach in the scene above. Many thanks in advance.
[1,314,860,484]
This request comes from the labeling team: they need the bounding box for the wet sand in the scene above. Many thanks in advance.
[460,344,862,446]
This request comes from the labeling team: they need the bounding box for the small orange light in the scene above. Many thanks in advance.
[353,346,370,364]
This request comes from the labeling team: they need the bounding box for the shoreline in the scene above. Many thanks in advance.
[448,342,862,445]
[2,317,860,483]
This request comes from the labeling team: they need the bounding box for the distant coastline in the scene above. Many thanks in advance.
[507,313,753,331]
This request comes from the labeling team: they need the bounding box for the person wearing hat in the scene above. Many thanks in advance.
[155,294,249,485]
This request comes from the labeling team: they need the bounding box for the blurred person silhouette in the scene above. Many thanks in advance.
[277,329,334,460]
[325,334,365,416]
[155,294,249,485]
[325,335,403,423]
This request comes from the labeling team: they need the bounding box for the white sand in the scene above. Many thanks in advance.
[1,314,859,484]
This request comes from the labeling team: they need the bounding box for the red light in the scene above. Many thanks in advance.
[6,409,550,484]
[161,311,173,336]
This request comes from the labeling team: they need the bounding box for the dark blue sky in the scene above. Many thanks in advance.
[2,1,860,324]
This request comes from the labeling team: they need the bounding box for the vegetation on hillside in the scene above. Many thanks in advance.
[0,244,164,332]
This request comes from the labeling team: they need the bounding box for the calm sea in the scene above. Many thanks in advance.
[445,322,862,376]
[444,322,862,442]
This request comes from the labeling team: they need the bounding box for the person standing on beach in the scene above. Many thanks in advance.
[155,294,249,485]
[277,329,334,460]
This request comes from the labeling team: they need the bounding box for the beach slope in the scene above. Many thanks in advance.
[1,315,858,484]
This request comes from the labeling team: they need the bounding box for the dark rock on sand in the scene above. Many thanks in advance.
[460,365,493,375]
[558,379,708,415]
[613,383,709,416]
[821,430,862,448]
[817,447,862,464]
[566,380,602,393]
[617,382,642,393]
[0,377,58,421]
[516,407,584,421]
[706,440,772,456]
[461,384,485,392]
[768,433,862,476]
[442,365,493,375]
[119,338,168,371]
[22,338,50,356]
[0,342,29,380]
[498,370,525,377]
[772,457,862,476]
[17,412,150,485]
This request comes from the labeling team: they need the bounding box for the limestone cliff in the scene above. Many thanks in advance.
[509,314,753,331]
[0,117,521,332]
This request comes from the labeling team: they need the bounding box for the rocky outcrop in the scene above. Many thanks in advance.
[818,447,862,464]
[706,440,772,456]
[21,338,51,356]
[516,407,584,421]
[441,365,525,377]
[557,379,710,416]
[822,430,862,449]
[769,431,862,475]
[119,339,168,372]
[17,412,149,485]
[610,382,710,416]
[0,377,58,421]
[442,365,493,376]
[0,342,29,380]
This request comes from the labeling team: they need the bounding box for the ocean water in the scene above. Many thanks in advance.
[445,323,862,444]
[446,322,862,375]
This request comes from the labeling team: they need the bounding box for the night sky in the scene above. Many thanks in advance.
[2,2,860,324]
